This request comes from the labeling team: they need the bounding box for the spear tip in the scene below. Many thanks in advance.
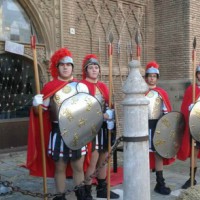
[135,29,142,45]
[30,21,34,36]
[193,37,197,49]
[108,32,114,43]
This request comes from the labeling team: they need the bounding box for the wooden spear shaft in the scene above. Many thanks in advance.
[135,29,141,62]
[137,45,141,62]
[31,35,48,199]
[191,37,197,187]
[107,32,113,200]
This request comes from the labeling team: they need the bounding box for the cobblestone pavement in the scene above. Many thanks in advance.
[0,149,200,200]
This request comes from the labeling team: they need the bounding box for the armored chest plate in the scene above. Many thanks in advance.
[95,87,106,112]
[146,90,162,119]
[49,82,78,121]
[54,82,78,106]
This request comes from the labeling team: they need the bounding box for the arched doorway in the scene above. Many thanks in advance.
[0,0,46,151]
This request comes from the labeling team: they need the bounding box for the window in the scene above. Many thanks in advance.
[0,0,40,43]
[0,53,35,119]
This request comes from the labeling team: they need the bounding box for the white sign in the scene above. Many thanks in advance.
[5,41,24,55]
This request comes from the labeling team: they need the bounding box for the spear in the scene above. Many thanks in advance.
[98,37,103,81]
[117,39,123,84]
[135,28,142,61]
[107,32,113,200]
[191,36,197,187]
[129,41,133,61]
[126,42,129,65]
[31,24,48,199]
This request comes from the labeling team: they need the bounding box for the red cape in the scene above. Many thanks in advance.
[80,79,109,104]
[146,87,175,169]
[177,84,200,161]
[26,78,89,177]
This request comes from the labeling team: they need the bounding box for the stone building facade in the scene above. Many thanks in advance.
[0,0,199,149]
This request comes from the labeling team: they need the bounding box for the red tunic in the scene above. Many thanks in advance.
[177,84,200,161]
[146,87,175,169]
[25,78,89,177]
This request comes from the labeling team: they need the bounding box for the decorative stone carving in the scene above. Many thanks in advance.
[34,0,54,18]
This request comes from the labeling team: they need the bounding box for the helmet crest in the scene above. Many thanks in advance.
[50,48,73,78]
[145,61,159,75]
[82,54,100,79]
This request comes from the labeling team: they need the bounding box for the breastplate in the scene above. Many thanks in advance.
[49,82,78,121]
[146,90,162,120]
[95,87,106,112]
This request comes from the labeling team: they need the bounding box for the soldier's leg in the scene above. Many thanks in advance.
[55,159,67,193]
[71,156,85,200]
[154,153,171,195]
[84,150,99,200]
[85,150,99,183]
[96,151,119,199]
[53,159,67,200]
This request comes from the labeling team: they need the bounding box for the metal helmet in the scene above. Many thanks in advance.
[145,61,159,77]
[82,54,100,79]
[50,48,74,78]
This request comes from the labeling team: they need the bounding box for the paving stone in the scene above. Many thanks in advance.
[0,150,199,199]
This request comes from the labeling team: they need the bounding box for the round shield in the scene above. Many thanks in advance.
[153,112,185,158]
[58,92,103,150]
[189,101,200,142]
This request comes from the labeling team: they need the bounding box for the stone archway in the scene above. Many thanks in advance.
[0,0,51,150]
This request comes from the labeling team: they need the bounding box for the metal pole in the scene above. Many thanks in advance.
[122,60,150,200]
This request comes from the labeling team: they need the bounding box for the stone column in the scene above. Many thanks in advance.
[122,60,150,200]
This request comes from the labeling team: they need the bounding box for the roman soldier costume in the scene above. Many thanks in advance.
[80,54,119,199]
[177,65,200,189]
[26,48,91,200]
[81,54,116,151]
[145,61,174,195]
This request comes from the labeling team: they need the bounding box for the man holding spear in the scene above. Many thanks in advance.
[177,38,200,189]
[26,48,89,200]
[177,64,200,189]
[80,54,119,199]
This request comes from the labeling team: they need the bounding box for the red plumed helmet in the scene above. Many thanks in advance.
[82,54,100,79]
[145,61,159,75]
[50,48,73,78]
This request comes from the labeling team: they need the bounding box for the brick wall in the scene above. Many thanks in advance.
[22,0,200,132]
[152,1,200,111]
[154,0,190,80]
